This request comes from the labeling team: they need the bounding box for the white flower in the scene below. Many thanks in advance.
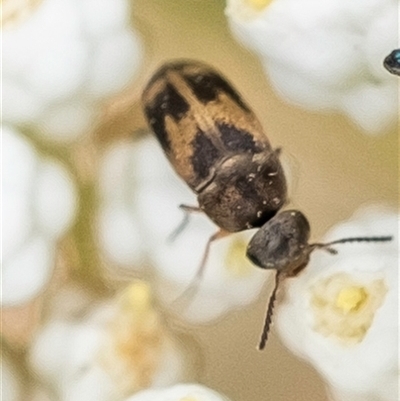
[124,383,233,401]
[275,206,399,401]
[1,357,22,401]
[29,282,191,401]
[98,137,270,323]
[98,141,147,268]
[226,0,398,134]
[3,0,142,141]
[2,125,77,306]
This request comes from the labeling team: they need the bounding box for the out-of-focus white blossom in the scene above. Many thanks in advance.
[1,357,22,401]
[29,281,191,401]
[2,125,77,307]
[124,383,233,401]
[275,206,399,401]
[98,141,146,268]
[226,0,398,134]
[99,137,270,323]
[3,0,142,141]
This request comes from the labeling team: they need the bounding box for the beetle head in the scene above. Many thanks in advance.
[246,210,312,277]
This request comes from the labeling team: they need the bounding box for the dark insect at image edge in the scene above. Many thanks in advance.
[383,49,400,76]
[141,59,393,350]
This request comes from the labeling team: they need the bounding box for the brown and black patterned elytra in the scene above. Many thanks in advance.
[142,60,393,350]
[142,60,287,232]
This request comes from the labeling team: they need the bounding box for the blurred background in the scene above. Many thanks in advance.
[2,1,398,401]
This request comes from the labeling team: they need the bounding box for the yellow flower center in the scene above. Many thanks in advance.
[244,0,273,11]
[310,273,387,345]
[226,0,274,21]
[99,280,166,394]
[225,236,253,277]
[121,281,152,315]
[336,286,368,313]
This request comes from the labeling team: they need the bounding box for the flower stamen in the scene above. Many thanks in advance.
[244,0,273,11]
[335,286,368,314]
[225,237,253,277]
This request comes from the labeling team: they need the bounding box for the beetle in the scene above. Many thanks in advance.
[383,49,400,76]
[142,60,392,349]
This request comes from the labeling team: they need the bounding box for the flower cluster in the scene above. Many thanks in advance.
[29,282,192,401]
[3,0,142,141]
[226,0,398,134]
[2,1,397,400]
[3,125,77,306]
[125,384,233,401]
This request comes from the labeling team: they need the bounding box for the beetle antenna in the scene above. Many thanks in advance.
[312,235,393,254]
[258,271,281,350]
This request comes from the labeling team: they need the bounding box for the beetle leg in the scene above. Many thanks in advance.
[196,228,230,283]
[168,204,203,242]
[172,228,230,305]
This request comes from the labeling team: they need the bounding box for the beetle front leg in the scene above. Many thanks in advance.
[168,204,203,242]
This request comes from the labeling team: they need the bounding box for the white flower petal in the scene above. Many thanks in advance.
[3,127,37,260]
[2,127,77,306]
[29,320,75,381]
[98,206,145,267]
[131,137,179,183]
[136,179,199,246]
[63,365,115,401]
[98,141,137,202]
[98,141,148,266]
[2,236,54,306]
[2,188,33,262]
[87,30,143,97]
[125,383,233,401]
[35,160,77,237]
[2,126,37,191]
[80,0,130,37]
[37,102,97,141]
[150,342,188,388]
[341,82,397,134]
[2,79,45,124]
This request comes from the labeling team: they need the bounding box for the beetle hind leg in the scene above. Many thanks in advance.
[171,228,230,306]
